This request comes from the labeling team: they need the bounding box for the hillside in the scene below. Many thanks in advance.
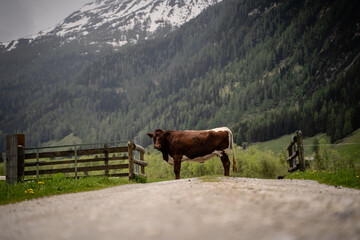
[334,128,360,164]
[253,133,330,156]
[1,0,360,149]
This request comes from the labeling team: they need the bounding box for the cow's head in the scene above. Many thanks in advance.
[147,129,170,150]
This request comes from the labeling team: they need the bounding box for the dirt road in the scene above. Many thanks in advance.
[1,177,360,240]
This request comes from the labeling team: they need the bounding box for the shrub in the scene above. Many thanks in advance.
[237,146,288,179]
[313,140,354,171]
[146,146,290,179]
[133,174,147,183]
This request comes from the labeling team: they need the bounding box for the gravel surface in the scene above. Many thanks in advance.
[1,177,360,240]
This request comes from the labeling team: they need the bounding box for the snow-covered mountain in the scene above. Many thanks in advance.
[1,0,221,51]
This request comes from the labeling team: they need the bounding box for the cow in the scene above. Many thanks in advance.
[147,127,238,179]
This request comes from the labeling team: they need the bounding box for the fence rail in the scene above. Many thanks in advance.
[5,134,147,183]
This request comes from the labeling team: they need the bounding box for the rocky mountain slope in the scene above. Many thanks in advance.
[0,0,221,51]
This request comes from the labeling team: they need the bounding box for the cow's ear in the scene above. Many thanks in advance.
[147,133,154,138]
[164,131,170,137]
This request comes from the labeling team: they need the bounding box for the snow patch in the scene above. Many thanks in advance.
[3,0,222,51]
[6,40,19,51]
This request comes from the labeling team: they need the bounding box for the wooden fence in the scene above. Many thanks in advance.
[5,134,147,184]
[286,130,305,172]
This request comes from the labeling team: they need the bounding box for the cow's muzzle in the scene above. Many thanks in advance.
[154,144,161,149]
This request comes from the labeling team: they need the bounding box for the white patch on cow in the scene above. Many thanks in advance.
[209,127,231,133]
[208,127,232,152]
[168,156,175,165]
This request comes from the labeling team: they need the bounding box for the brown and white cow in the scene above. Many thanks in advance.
[147,127,238,179]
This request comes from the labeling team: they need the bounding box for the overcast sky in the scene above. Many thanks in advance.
[0,0,91,42]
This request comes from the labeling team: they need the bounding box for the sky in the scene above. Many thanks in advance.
[0,0,91,42]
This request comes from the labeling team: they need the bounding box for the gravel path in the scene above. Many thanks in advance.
[1,177,360,240]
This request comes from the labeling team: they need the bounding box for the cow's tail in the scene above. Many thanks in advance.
[229,129,238,173]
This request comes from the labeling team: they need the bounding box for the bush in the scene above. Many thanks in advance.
[0,166,5,176]
[313,140,354,171]
[145,152,173,179]
[133,174,147,183]
[237,146,288,179]
[146,146,289,179]
[146,151,226,179]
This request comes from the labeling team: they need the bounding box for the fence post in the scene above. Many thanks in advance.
[134,137,139,174]
[128,140,134,179]
[36,149,39,181]
[104,144,109,176]
[286,137,296,168]
[296,130,305,171]
[6,134,25,184]
[74,146,78,179]
[18,145,25,182]
[140,151,145,175]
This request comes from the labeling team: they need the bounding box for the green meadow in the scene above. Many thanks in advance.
[286,169,360,189]
[0,174,131,205]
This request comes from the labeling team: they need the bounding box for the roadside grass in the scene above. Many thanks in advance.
[0,174,131,205]
[285,169,360,189]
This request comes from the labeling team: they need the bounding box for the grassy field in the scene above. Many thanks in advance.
[285,169,360,189]
[253,129,360,164]
[253,133,330,156]
[0,174,133,205]
[334,128,360,166]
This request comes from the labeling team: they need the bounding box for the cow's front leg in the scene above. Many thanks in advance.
[173,155,182,180]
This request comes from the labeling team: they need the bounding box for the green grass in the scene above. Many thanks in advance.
[253,129,360,168]
[254,133,330,156]
[40,133,82,146]
[334,128,360,165]
[0,174,131,205]
[285,169,360,189]
[251,130,360,189]
[0,162,5,176]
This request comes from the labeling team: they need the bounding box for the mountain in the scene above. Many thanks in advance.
[1,0,360,150]
[0,0,222,150]
[0,0,221,52]
[69,0,360,146]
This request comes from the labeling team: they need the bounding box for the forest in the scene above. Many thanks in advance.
[0,0,359,150]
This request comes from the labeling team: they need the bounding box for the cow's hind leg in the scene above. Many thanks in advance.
[220,153,230,176]
[173,155,182,180]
